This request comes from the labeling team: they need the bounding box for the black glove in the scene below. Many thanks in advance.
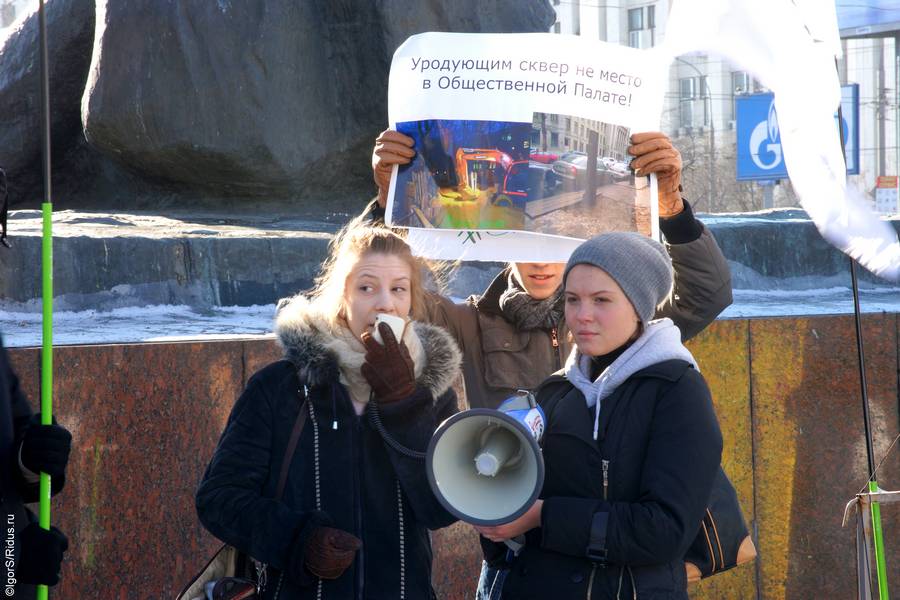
[16,523,69,586]
[20,414,72,478]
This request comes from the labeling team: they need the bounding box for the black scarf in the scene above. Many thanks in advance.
[497,271,564,331]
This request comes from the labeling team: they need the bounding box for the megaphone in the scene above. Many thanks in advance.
[426,391,545,526]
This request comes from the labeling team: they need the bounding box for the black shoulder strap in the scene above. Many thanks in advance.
[274,381,308,501]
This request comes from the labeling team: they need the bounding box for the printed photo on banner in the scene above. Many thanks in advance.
[386,32,664,262]
[391,116,649,239]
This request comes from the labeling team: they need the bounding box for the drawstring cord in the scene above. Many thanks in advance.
[308,398,324,600]
[396,480,406,600]
[614,566,638,600]
[591,374,610,441]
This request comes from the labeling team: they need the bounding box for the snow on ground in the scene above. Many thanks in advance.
[721,286,900,318]
[0,304,277,348]
[2,287,900,348]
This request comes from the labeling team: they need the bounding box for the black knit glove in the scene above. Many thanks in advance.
[20,414,72,478]
[17,523,69,585]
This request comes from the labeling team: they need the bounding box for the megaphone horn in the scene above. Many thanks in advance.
[426,391,545,526]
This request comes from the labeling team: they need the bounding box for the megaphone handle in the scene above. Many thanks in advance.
[504,535,526,555]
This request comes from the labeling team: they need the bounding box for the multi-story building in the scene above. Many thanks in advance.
[549,0,898,211]
[531,113,629,159]
[1,0,32,30]
[549,0,754,139]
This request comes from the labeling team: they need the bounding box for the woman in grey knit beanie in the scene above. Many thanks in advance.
[476,231,723,600]
[563,231,674,332]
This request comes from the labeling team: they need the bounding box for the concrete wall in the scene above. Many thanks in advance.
[8,314,900,599]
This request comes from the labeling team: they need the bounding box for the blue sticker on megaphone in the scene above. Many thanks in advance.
[497,393,545,443]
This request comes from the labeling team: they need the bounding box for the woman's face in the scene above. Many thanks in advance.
[511,262,565,300]
[564,264,640,357]
[344,252,413,340]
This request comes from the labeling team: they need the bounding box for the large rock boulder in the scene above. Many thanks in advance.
[0,0,95,205]
[82,0,555,200]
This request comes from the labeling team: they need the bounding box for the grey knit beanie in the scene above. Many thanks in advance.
[563,232,673,326]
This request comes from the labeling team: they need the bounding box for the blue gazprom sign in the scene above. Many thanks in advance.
[735,84,859,181]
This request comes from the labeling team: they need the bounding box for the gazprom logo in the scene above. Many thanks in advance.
[749,99,782,170]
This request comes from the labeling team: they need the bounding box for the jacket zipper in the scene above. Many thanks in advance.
[354,417,365,599]
[601,460,610,500]
[551,326,561,370]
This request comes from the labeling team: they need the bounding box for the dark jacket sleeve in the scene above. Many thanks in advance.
[656,201,733,341]
[195,373,327,573]
[374,386,459,530]
[1,340,61,502]
[421,291,478,356]
[539,371,723,565]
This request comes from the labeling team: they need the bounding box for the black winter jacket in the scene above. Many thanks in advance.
[196,304,462,600]
[493,360,722,600]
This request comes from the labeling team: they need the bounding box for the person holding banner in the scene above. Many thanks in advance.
[196,226,462,599]
[367,128,730,598]
[1,334,72,596]
[476,232,722,600]
[367,128,730,406]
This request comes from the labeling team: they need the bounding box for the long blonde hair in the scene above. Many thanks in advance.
[310,224,428,327]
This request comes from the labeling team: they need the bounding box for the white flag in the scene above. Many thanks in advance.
[664,0,900,281]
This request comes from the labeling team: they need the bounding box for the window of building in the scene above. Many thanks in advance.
[647,5,655,28]
[628,7,643,31]
[553,22,561,34]
[680,75,708,100]
[732,71,751,95]
[551,132,559,147]
[628,30,641,48]
[566,117,572,132]
[680,102,694,129]
[1,3,15,27]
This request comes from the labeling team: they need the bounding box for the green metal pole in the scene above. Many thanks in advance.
[37,0,52,598]
[869,480,890,599]
[38,203,52,600]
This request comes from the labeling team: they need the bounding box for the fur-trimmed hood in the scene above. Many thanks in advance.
[274,294,462,400]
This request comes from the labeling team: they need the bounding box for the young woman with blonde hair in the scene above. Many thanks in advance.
[197,225,462,600]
